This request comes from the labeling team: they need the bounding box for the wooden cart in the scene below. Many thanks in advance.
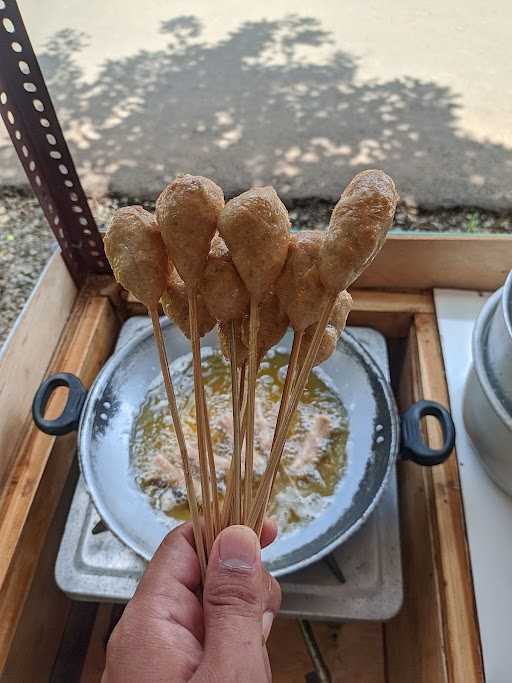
[2,2,512,678]
[1,233,511,681]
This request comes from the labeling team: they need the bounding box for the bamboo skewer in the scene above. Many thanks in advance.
[221,359,247,528]
[239,361,246,411]
[148,307,207,579]
[229,320,242,525]
[244,298,260,521]
[221,460,235,528]
[248,295,336,528]
[202,384,221,536]
[188,292,215,555]
[273,330,304,450]
[253,329,304,534]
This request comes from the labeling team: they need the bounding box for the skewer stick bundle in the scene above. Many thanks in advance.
[157,175,225,555]
[103,206,207,579]
[219,187,291,521]
[188,291,216,552]
[103,168,398,578]
[201,235,250,528]
[251,292,353,533]
[250,170,399,529]
[220,352,247,529]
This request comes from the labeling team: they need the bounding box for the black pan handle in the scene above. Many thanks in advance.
[400,400,455,466]
[32,372,87,436]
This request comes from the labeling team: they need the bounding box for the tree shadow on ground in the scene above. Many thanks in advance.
[2,14,512,209]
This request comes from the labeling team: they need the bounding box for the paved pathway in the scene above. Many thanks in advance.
[1,0,511,208]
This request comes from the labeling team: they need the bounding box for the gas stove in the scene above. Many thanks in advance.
[55,319,403,622]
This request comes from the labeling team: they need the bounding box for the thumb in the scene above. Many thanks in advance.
[198,525,269,681]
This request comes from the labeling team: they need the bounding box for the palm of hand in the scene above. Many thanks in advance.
[103,522,280,683]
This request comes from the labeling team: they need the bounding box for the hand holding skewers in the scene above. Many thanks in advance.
[104,168,399,563]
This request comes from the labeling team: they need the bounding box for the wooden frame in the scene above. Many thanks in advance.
[1,232,509,680]
[359,233,512,291]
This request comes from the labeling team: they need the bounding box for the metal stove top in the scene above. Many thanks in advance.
[55,319,403,622]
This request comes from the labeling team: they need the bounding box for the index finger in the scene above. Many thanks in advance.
[137,522,202,595]
[260,517,278,549]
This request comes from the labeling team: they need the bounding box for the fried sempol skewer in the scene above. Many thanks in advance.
[252,291,353,534]
[103,206,207,580]
[160,267,218,534]
[161,267,215,339]
[157,175,224,553]
[249,170,399,530]
[201,235,249,526]
[219,187,290,520]
[244,230,332,530]
[273,230,331,458]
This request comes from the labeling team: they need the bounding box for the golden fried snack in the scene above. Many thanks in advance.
[329,290,353,332]
[297,290,352,367]
[161,267,215,339]
[276,230,329,331]
[200,235,249,322]
[319,170,399,293]
[218,187,291,303]
[218,320,248,367]
[298,325,338,367]
[156,174,224,288]
[103,206,169,308]
[242,293,289,360]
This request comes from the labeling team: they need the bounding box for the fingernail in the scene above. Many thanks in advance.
[219,525,258,572]
[262,610,274,641]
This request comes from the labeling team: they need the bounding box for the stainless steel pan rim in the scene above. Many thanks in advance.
[33,319,455,578]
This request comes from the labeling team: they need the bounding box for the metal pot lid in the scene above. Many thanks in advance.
[78,319,399,577]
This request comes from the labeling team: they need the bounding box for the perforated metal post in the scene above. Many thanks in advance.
[0,0,110,285]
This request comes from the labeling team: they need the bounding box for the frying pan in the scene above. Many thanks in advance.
[33,320,455,577]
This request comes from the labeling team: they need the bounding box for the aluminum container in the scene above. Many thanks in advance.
[464,287,512,496]
[485,271,512,413]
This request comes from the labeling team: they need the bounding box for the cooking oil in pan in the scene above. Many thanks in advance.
[131,349,348,534]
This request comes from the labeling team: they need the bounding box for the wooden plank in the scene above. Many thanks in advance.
[0,252,76,489]
[0,296,117,586]
[0,296,118,674]
[50,601,100,683]
[120,234,512,299]
[384,328,448,683]
[122,288,432,339]
[351,289,434,314]
[348,289,434,337]
[268,619,386,682]
[348,310,413,338]
[414,314,483,683]
[124,287,434,314]
[1,463,77,682]
[79,604,117,683]
[357,233,512,291]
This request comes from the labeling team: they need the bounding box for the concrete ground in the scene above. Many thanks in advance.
[1,0,512,208]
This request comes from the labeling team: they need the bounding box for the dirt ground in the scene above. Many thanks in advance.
[1,188,511,346]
